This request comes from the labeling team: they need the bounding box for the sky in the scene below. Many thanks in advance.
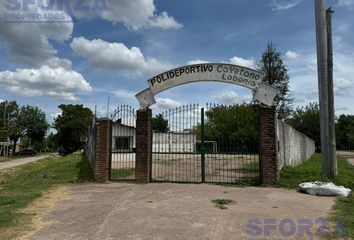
[0,0,353,123]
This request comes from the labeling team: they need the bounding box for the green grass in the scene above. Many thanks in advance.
[0,154,93,239]
[111,168,135,179]
[0,157,10,163]
[211,199,236,209]
[277,153,354,238]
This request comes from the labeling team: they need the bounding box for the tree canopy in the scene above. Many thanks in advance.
[258,42,293,120]
[287,103,321,151]
[53,104,93,153]
[152,114,169,133]
[336,114,354,150]
[198,104,259,152]
[0,101,48,154]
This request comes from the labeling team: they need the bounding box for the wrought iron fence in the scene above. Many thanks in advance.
[151,103,260,184]
[110,105,136,181]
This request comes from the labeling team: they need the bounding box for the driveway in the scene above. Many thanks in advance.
[27,183,335,240]
[337,151,354,166]
[0,155,51,171]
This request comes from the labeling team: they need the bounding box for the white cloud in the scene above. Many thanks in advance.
[72,0,182,30]
[229,56,256,69]
[337,0,354,7]
[50,112,62,119]
[0,99,4,103]
[0,6,73,67]
[271,0,303,11]
[215,92,252,105]
[285,51,299,60]
[149,12,183,30]
[187,56,256,68]
[152,98,182,110]
[187,60,210,65]
[70,37,171,76]
[114,89,136,100]
[0,66,92,101]
[334,78,353,96]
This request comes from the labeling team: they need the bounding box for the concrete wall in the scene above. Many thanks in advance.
[277,119,315,168]
[153,132,196,153]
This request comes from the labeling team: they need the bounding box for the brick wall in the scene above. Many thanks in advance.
[135,109,152,183]
[259,106,279,184]
[94,118,111,183]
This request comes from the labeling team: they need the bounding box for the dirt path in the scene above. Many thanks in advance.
[27,183,335,240]
[337,151,354,166]
[0,155,52,171]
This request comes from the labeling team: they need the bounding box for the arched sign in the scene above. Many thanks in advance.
[136,63,279,109]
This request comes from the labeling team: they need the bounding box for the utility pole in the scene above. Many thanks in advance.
[314,0,337,177]
[3,102,7,157]
[326,8,337,176]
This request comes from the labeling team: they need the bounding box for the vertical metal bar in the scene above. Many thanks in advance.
[326,8,338,177]
[201,107,206,183]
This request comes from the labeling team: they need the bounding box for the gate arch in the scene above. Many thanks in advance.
[136,63,279,109]
[134,63,280,185]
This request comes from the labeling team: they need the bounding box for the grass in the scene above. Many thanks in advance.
[0,154,93,239]
[0,157,10,163]
[211,199,236,209]
[111,168,135,179]
[276,153,354,238]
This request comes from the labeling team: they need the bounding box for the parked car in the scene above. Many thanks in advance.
[16,149,37,156]
[58,147,75,156]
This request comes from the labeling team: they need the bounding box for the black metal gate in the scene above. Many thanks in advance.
[110,105,136,181]
[151,104,260,184]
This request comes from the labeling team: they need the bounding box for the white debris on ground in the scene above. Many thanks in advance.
[299,182,352,197]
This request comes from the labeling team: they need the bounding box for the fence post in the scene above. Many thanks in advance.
[94,118,112,183]
[135,108,152,183]
[259,105,279,184]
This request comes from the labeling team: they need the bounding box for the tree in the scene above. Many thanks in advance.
[287,103,321,151]
[45,132,58,152]
[16,105,49,149]
[0,101,19,142]
[336,115,354,150]
[53,104,93,153]
[0,101,49,155]
[197,104,258,152]
[152,114,169,132]
[258,41,293,120]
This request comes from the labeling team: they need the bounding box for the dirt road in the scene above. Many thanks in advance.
[27,183,335,240]
[337,151,354,166]
[0,155,51,171]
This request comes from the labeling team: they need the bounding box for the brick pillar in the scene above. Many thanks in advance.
[94,118,111,183]
[259,105,279,184]
[135,109,152,183]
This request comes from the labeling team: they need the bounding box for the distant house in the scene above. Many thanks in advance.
[0,140,21,157]
[111,121,196,153]
[112,123,136,153]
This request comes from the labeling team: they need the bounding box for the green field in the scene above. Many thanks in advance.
[277,153,354,238]
[0,154,93,240]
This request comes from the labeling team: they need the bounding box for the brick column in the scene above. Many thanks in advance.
[94,118,111,183]
[135,109,152,183]
[259,105,279,184]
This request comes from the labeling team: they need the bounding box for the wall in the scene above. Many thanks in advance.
[153,132,196,152]
[277,119,315,168]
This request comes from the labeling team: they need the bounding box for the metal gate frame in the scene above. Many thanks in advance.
[151,104,260,185]
[110,105,136,181]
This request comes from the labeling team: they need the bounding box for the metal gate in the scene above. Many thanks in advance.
[110,105,136,181]
[151,104,260,184]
